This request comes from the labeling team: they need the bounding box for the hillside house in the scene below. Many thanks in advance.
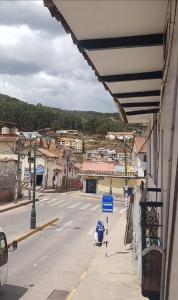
[106,131,135,141]
[0,129,21,201]
[80,161,138,196]
[57,136,83,153]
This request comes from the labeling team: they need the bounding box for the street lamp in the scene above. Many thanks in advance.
[28,133,32,200]
[30,139,37,229]
[28,130,52,229]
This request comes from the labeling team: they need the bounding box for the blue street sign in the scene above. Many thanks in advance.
[102,195,113,213]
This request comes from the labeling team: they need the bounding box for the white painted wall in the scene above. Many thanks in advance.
[145,4,178,299]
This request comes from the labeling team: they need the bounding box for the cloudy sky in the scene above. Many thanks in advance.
[0,0,116,112]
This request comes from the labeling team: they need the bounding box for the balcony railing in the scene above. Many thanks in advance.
[139,186,163,300]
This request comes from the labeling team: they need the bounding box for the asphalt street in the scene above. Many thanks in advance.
[0,192,123,300]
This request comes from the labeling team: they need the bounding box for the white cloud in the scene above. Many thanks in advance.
[0,1,116,112]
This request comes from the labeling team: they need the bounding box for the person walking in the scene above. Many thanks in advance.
[95,220,105,247]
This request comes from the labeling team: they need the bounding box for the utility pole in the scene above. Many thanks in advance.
[30,140,36,229]
[28,134,32,200]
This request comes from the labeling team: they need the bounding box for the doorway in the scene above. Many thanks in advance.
[36,174,43,186]
[86,179,97,193]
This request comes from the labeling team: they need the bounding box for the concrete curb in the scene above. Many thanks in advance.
[0,199,40,213]
[8,217,59,248]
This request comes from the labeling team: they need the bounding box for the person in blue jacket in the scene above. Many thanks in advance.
[96,220,105,246]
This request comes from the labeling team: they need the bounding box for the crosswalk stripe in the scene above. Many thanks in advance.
[40,197,50,202]
[47,198,58,204]
[79,203,92,210]
[50,199,66,207]
[68,202,81,209]
[58,201,71,208]
[90,205,100,211]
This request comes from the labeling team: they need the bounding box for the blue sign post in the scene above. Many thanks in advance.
[102,195,113,213]
[102,195,114,257]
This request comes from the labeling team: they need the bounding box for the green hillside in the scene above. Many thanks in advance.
[0,93,145,135]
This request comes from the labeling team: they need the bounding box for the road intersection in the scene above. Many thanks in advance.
[0,191,122,300]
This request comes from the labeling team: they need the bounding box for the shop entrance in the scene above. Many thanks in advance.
[86,179,97,193]
[36,174,43,186]
[36,165,44,186]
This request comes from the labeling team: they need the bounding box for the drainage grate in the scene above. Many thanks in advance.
[47,289,69,300]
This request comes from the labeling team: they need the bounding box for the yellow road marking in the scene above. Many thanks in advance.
[8,217,59,247]
[66,271,87,299]
[80,271,87,281]
[66,288,77,300]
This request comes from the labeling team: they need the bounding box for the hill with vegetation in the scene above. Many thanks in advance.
[0,93,145,135]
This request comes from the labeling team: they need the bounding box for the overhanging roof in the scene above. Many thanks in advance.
[44,0,167,123]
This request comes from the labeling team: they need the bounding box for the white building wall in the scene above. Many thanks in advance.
[159,6,178,299]
[132,185,142,283]
[145,4,178,299]
[0,141,16,154]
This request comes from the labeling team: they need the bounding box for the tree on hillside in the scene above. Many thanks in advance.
[0,93,146,135]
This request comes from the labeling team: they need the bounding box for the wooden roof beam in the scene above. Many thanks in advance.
[126,108,159,115]
[112,90,161,98]
[121,102,160,108]
[99,71,162,82]
[78,34,164,50]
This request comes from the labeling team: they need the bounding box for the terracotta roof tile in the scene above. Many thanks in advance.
[81,161,114,172]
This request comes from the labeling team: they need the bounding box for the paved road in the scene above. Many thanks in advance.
[0,192,123,300]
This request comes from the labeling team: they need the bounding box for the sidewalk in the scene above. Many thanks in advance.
[0,190,42,213]
[71,211,146,300]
